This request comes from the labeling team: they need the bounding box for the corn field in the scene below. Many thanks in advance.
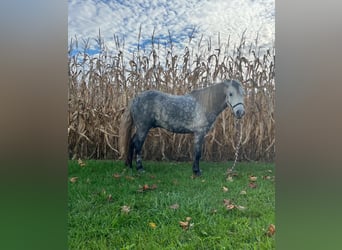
[68,32,275,162]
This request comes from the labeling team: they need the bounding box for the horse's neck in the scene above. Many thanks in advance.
[191,83,227,115]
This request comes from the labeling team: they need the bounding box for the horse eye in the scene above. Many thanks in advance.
[229,93,233,97]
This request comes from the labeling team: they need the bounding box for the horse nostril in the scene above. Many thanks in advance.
[236,109,245,118]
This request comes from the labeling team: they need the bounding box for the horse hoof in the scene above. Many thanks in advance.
[193,171,202,177]
[137,168,145,174]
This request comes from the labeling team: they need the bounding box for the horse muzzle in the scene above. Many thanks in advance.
[231,103,245,119]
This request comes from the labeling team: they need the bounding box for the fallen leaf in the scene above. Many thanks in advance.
[150,175,156,179]
[107,194,113,202]
[169,203,180,210]
[226,176,234,182]
[78,159,86,167]
[226,204,235,210]
[249,175,257,182]
[263,175,272,180]
[121,205,130,214]
[211,209,217,214]
[150,184,158,190]
[113,173,121,179]
[143,184,149,191]
[266,224,276,236]
[149,222,157,229]
[222,186,229,192]
[248,182,257,188]
[223,199,232,206]
[240,190,247,195]
[70,177,78,183]
[179,217,193,230]
[236,205,247,211]
[125,176,135,180]
[179,221,189,230]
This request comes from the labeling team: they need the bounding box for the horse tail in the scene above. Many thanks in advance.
[119,101,134,161]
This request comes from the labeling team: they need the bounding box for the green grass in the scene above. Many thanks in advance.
[68,160,275,249]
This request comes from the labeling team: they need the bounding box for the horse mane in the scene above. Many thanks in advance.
[189,82,227,114]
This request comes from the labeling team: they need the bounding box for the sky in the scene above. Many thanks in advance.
[68,0,274,56]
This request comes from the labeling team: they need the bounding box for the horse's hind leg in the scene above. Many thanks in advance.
[126,137,135,169]
[132,128,149,172]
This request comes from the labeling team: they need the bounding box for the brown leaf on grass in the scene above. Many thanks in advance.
[143,184,149,191]
[223,199,246,211]
[121,205,130,214]
[107,194,113,202]
[113,173,121,179]
[150,175,156,179]
[266,224,276,236]
[125,176,135,181]
[223,199,232,206]
[263,175,272,180]
[222,186,229,192]
[137,184,157,192]
[236,205,247,211]
[211,208,218,214]
[248,182,257,188]
[249,175,257,181]
[179,221,189,230]
[226,176,234,182]
[226,204,235,210]
[240,190,247,195]
[78,159,86,167]
[223,199,235,210]
[179,217,193,230]
[169,203,180,210]
[70,177,78,183]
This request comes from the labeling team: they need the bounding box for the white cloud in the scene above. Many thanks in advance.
[68,0,274,55]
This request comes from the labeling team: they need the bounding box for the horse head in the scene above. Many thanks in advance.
[224,80,245,119]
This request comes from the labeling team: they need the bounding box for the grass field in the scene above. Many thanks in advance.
[68,160,275,249]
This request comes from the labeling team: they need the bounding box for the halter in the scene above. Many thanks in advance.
[230,102,244,109]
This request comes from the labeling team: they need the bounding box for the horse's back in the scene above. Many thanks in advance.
[131,90,206,133]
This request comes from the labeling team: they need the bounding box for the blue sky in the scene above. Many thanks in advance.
[68,0,274,55]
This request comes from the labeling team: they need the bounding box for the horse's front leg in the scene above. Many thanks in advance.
[192,132,205,176]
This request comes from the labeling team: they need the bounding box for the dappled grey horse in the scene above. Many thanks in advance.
[119,79,245,176]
